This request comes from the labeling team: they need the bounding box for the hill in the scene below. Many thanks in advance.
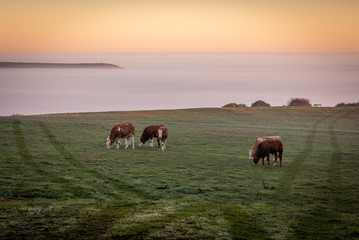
[0,62,120,68]
[1,107,359,239]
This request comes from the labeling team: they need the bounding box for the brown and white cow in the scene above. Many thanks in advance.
[249,136,283,166]
[106,122,135,149]
[139,125,168,151]
[248,136,281,159]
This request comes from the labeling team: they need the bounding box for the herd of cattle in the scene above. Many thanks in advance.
[106,122,283,166]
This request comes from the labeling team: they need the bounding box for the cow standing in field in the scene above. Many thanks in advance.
[249,136,283,166]
[139,125,168,151]
[248,136,282,159]
[106,122,135,149]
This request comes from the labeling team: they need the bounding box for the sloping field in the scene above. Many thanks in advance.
[1,107,359,239]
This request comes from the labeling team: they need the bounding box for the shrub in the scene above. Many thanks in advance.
[222,103,247,108]
[251,100,271,107]
[287,98,312,107]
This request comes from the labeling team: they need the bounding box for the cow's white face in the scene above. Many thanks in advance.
[248,150,253,160]
[139,140,144,147]
[106,136,112,149]
[158,129,163,138]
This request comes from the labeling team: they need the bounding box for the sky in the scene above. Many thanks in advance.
[1,0,359,53]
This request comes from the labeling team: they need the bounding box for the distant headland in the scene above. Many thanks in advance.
[0,62,121,69]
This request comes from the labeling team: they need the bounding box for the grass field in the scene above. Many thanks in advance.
[1,107,359,239]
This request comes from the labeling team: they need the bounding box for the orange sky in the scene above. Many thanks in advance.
[1,0,359,53]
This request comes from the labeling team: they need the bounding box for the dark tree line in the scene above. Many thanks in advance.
[336,102,359,107]
[222,98,358,108]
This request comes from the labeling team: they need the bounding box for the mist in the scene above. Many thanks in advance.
[1,53,358,116]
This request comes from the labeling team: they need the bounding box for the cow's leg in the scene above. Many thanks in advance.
[163,139,167,150]
[131,135,135,149]
[157,138,161,150]
[267,154,270,166]
[273,152,278,166]
[116,138,121,149]
[124,137,129,149]
[160,139,165,151]
[149,138,154,148]
[279,150,283,167]
[262,158,265,165]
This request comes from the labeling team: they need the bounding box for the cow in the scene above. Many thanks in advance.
[248,136,282,160]
[249,136,283,166]
[106,122,135,149]
[139,125,168,151]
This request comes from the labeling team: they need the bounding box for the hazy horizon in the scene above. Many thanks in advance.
[1,52,358,116]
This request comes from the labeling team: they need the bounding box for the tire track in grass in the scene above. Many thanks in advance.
[276,115,330,199]
[39,121,157,200]
[327,110,355,210]
[222,205,273,240]
[61,201,138,239]
[327,116,345,209]
[326,112,356,237]
[12,120,93,199]
[289,112,355,239]
[108,203,272,240]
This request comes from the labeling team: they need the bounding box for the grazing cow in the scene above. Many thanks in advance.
[248,136,282,159]
[106,122,135,149]
[139,125,168,151]
[249,136,283,166]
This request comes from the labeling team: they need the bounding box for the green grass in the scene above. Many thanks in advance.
[1,107,359,239]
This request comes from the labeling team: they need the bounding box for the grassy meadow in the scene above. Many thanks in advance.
[1,107,359,239]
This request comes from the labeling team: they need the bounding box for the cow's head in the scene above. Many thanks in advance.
[248,150,253,160]
[106,136,113,149]
[139,137,145,147]
[250,151,260,165]
[252,157,260,165]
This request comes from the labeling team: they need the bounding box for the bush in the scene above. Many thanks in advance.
[222,103,247,108]
[251,100,271,107]
[287,98,312,107]
[336,102,359,107]
[336,102,347,107]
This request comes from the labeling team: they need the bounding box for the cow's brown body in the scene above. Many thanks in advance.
[106,122,135,149]
[251,137,283,166]
[139,125,168,151]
